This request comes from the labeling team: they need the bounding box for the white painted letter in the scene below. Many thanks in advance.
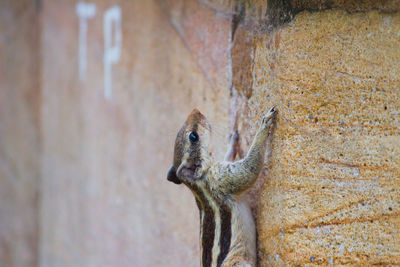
[103,6,122,99]
[76,2,96,82]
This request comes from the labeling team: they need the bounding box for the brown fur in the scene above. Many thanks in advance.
[167,107,277,267]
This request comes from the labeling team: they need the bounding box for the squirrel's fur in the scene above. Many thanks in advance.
[167,107,277,267]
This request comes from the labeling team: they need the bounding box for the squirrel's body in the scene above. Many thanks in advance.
[167,107,277,267]
[190,171,256,266]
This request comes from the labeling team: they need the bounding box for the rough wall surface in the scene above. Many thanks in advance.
[244,10,400,266]
[0,0,399,266]
[0,1,40,267]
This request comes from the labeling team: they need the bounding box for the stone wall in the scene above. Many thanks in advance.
[245,9,400,266]
[0,0,399,266]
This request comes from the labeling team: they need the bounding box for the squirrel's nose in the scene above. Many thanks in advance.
[167,166,181,184]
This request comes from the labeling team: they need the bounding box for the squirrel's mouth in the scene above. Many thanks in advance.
[176,162,202,182]
[167,161,203,185]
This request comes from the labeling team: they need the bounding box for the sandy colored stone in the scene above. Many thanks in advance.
[235,9,400,266]
[199,0,400,28]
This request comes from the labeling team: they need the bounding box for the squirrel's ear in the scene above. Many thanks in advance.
[167,166,181,184]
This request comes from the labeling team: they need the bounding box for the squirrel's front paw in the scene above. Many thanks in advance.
[262,106,277,126]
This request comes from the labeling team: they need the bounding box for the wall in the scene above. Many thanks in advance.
[0,1,41,266]
[0,0,399,266]
[39,1,229,266]
[245,9,400,266]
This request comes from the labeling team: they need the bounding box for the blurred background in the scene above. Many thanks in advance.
[0,0,399,266]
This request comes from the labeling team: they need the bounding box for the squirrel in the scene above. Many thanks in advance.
[167,106,277,267]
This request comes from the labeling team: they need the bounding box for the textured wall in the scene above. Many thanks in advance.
[1,0,399,266]
[242,10,400,266]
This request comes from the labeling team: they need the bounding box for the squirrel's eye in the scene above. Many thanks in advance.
[189,132,199,143]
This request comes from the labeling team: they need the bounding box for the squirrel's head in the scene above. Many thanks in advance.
[167,109,212,185]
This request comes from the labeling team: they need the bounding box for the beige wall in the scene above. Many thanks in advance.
[40,1,229,266]
[1,0,399,266]
[0,1,40,266]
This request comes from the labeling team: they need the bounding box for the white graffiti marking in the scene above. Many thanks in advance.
[103,6,122,99]
[76,2,96,82]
